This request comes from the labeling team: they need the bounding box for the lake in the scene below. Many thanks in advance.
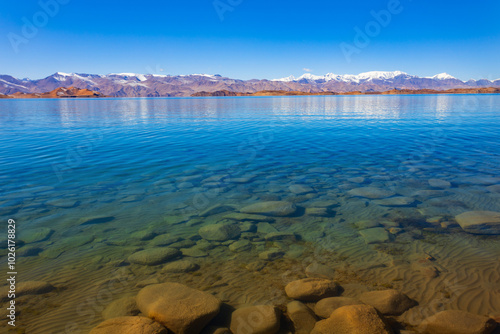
[1,95,499,333]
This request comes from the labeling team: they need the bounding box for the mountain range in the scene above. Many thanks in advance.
[1,71,499,97]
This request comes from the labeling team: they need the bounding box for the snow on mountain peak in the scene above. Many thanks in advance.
[427,73,456,80]
[272,75,297,82]
[53,72,74,81]
[274,71,409,83]
[109,73,148,81]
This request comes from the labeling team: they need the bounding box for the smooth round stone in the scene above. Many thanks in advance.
[136,283,221,334]
[150,234,182,247]
[347,177,366,184]
[314,297,362,318]
[259,249,285,261]
[199,223,241,241]
[428,178,451,188]
[285,278,341,302]
[305,207,330,217]
[181,247,209,258]
[359,289,416,316]
[18,227,53,244]
[170,239,197,249]
[287,301,317,334]
[1,281,54,302]
[230,305,280,334]
[455,211,500,234]
[240,201,297,217]
[418,310,497,334]
[131,230,157,241]
[89,316,168,334]
[229,240,252,252]
[289,184,314,194]
[162,260,199,273]
[102,297,139,319]
[373,196,415,207]
[347,187,396,199]
[311,304,393,334]
[128,248,180,266]
[359,228,390,244]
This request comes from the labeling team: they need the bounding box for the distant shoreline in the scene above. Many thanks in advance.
[1,86,499,99]
[191,87,500,97]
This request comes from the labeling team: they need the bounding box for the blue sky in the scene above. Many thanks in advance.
[0,0,499,80]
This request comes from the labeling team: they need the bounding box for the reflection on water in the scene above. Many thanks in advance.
[0,95,500,333]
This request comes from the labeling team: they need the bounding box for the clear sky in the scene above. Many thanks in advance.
[0,0,499,81]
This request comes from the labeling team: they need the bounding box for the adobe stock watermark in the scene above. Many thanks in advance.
[7,0,70,54]
[213,0,243,21]
[340,0,408,63]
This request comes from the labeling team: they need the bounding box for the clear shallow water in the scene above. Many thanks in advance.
[1,95,500,333]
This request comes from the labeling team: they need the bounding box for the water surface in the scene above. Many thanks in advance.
[1,95,499,333]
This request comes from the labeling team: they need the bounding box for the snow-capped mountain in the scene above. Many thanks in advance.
[273,71,412,83]
[0,71,498,97]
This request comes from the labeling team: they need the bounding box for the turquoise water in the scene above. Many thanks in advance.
[1,95,500,333]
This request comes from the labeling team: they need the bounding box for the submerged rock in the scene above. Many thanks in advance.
[240,201,297,217]
[18,227,53,244]
[355,220,382,230]
[257,223,278,234]
[79,216,115,225]
[136,283,221,334]
[199,223,241,241]
[89,316,168,334]
[264,232,296,241]
[311,304,393,334]
[287,301,317,334]
[373,196,415,207]
[313,297,362,318]
[289,184,314,194]
[181,246,209,258]
[285,278,341,302]
[305,207,331,217]
[162,260,199,273]
[1,281,54,302]
[455,211,500,234]
[428,178,451,188]
[230,305,280,334]
[223,212,274,222]
[359,228,390,244]
[150,234,182,247]
[359,289,416,315]
[348,187,395,199]
[102,296,140,319]
[229,240,252,252]
[259,249,285,261]
[418,310,497,334]
[199,204,235,217]
[128,248,180,266]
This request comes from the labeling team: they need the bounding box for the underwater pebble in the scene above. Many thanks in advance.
[230,305,280,334]
[285,278,341,302]
[136,283,221,334]
[128,248,180,266]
